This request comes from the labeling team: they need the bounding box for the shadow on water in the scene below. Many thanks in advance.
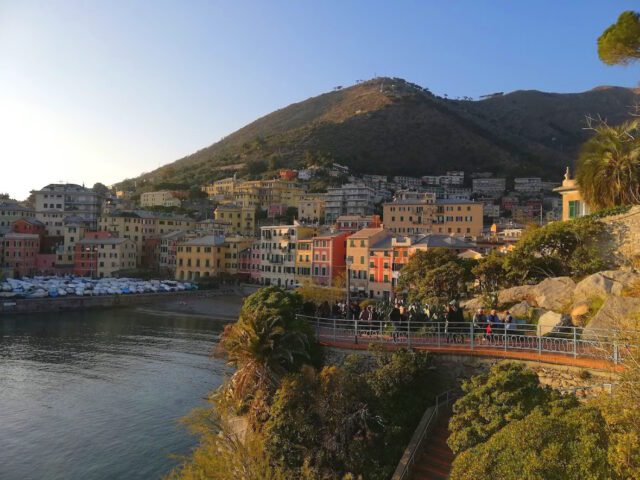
[0,308,230,480]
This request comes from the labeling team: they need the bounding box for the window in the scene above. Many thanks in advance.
[360,256,365,264]
[568,200,580,219]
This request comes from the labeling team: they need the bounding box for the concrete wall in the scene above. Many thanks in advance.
[602,206,640,266]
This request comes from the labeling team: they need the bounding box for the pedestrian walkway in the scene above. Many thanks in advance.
[410,411,454,480]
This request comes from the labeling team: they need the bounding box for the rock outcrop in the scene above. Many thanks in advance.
[531,277,576,311]
[583,296,640,333]
[537,311,571,336]
[573,270,640,304]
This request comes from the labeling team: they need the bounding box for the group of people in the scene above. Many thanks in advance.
[471,308,515,338]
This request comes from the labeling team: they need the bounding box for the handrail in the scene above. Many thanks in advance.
[298,315,637,365]
[391,389,457,480]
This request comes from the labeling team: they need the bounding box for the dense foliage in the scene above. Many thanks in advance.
[598,11,640,66]
[447,362,570,454]
[398,248,474,304]
[576,120,640,210]
[450,405,612,480]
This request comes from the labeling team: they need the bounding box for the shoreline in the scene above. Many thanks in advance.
[0,288,246,316]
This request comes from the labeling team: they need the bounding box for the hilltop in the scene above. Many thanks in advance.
[117,78,639,190]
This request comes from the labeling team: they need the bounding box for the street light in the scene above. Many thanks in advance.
[345,257,353,316]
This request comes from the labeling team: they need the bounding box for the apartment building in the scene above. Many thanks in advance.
[223,236,254,275]
[73,233,137,278]
[431,200,484,237]
[214,204,255,236]
[324,183,376,224]
[0,200,34,228]
[514,177,542,193]
[311,231,349,286]
[2,232,40,277]
[471,178,506,197]
[393,176,422,188]
[175,235,225,281]
[55,220,86,267]
[295,238,313,285]
[140,190,182,207]
[238,240,262,282]
[159,230,190,274]
[259,224,316,289]
[32,183,103,235]
[297,194,326,223]
[367,235,394,299]
[346,227,392,298]
[383,199,434,235]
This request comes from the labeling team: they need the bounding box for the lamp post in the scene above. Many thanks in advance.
[345,257,353,316]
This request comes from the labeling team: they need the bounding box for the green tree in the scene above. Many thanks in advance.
[219,287,315,419]
[598,11,640,66]
[450,405,613,480]
[447,362,570,454]
[575,120,640,210]
[398,248,472,304]
[472,251,507,306]
[503,217,608,284]
[92,182,110,196]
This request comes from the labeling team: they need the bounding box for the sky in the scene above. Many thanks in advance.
[1,1,639,200]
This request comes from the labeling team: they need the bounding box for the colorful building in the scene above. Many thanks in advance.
[140,190,182,207]
[295,238,313,285]
[346,227,392,298]
[2,232,40,277]
[214,204,255,236]
[259,224,316,288]
[553,167,590,221]
[223,236,255,275]
[311,231,349,286]
[175,235,225,281]
[73,232,136,278]
[335,214,381,232]
[32,183,103,235]
[297,194,326,224]
[0,200,34,229]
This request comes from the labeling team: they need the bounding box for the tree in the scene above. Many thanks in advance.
[575,120,640,210]
[503,217,608,284]
[472,251,507,307]
[447,361,569,454]
[218,287,315,419]
[398,248,472,304]
[450,405,613,480]
[598,11,640,66]
[92,182,110,196]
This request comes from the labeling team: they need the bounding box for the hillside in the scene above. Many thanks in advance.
[117,78,639,190]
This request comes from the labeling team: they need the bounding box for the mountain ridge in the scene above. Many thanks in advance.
[117,78,639,190]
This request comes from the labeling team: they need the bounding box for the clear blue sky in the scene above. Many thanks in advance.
[1,0,639,199]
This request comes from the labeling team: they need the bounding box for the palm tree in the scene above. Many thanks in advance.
[576,119,640,209]
[220,314,310,411]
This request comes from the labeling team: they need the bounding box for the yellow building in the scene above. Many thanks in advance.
[384,199,483,238]
[297,194,326,223]
[295,238,313,284]
[214,204,255,236]
[202,176,240,199]
[56,221,86,267]
[140,190,182,207]
[553,167,590,221]
[175,235,225,281]
[76,237,137,278]
[346,227,392,297]
[222,235,254,275]
[98,211,195,265]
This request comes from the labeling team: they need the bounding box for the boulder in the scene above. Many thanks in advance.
[460,296,483,313]
[537,311,571,336]
[497,285,536,305]
[531,277,576,311]
[509,300,532,320]
[583,296,640,333]
[573,270,640,304]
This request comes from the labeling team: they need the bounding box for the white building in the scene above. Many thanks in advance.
[140,190,182,207]
[32,183,103,235]
[514,177,542,193]
[472,178,506,197]
[324,183,376,224]
[258,224,316,288]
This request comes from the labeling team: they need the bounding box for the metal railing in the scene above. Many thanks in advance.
[298,316,635,364]
[392,389,457,480]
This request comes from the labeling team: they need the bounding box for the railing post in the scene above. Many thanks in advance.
[538,331,542,356]
[407,316,411,348]
[333,317,337,342]
[572,327,577,358]
[437,322,441,347]
[354,318,359,345]
[613,332,619,364]
[504,324,507,351]
[470,322,474,350]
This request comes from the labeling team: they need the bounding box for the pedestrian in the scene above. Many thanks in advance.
[503,310,514,332]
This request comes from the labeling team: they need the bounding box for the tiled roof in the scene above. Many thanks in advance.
[182,235,225,246]
[412,234,475,248]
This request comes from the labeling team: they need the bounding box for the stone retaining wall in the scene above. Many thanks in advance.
[602,206,640,266]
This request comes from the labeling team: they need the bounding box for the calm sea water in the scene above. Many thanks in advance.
[0,309,229,480]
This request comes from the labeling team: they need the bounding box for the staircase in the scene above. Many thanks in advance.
[410,412,454,480]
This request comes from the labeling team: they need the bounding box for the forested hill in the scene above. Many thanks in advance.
[117,78,639,190]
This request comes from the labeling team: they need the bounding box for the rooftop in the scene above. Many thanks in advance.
[78,237,131,245]
[348,227,388,239]
[182,235,226,247]
[412,234,475,249]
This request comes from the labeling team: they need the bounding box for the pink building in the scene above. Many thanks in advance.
[239,241,262,282]
[335,215,381,233]
[311,231,349,286]
[2,232,40,277]
[36,253,57,275]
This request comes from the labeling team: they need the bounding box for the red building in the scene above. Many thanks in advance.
[72,231,116,277]
[36,254,57,275]
[12,218,46,236]
[238,241,261,282]
[2,232,40,277]
[279,169,297,180]
[311,231,349,286]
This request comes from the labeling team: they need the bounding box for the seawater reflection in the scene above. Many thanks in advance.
[0,309,229,480]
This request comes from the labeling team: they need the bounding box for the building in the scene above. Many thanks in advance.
[335,214,382,232]
[409,234,476,256]
[295,238,313,285]
[346,228,392,298]
[383,198,435,235]
[73,233,137,278]
[32,183,103,235]
[483,204,501,219]
[393,176,422,188]
[159,230,190,274]
[514,177,542,193]
[55,220,86,268]
[472,178,506,197]
[279,169,297,180]
[175,235,226,281]
[2,232,40,277]
[140,190,182,207]
[367,235,395,299]
[311,231,349,286]
[0,200,34,228]
[259,224,317,289]
[214,204,256,236]
[324,183,376,224]
[297,194,326,224]
[553,167,590,221]
[98,211,195,266]
[238,240,262,282]
[223,236,254,275]
[202,176,239,199]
